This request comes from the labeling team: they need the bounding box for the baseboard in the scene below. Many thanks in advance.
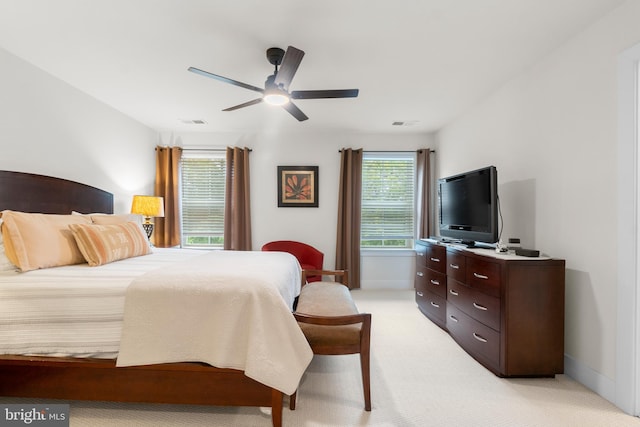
[564,353,616,407]
[360,279,413,290]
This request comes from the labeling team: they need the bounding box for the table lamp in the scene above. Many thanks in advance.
[130,195,165,239]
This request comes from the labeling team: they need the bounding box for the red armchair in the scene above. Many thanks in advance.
[261,240,324,282]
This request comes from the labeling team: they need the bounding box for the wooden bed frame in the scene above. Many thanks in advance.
[0,171,284,427]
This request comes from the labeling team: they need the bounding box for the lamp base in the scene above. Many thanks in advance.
[142,223,154,239]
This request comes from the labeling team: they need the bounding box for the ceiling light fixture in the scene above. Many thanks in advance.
[263,89,290,106]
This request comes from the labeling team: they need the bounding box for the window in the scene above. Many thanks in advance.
[180,151,226,248]
[361,152,416,249]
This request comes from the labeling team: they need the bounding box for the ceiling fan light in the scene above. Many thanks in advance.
[263,92,290,106]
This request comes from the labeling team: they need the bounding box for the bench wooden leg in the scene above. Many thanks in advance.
[360,348,371,411]
[289,390,297,410]
[361,313,372,411]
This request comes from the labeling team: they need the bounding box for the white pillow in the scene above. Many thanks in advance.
[72,211,144,226]
[0,245,16,272]
[0,219,17,272]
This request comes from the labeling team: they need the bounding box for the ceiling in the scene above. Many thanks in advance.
[0,0,626,134]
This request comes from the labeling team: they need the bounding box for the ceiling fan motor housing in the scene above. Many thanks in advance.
[266,47,285,66]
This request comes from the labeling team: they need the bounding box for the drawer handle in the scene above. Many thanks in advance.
[430,279,440,286]
[416,291,424,297]
[473,302,488,311]
[473,333,488,343]
[449,315,458,322]
[430,301,440,308]
[430,257,441,263]
[418,252,425,257]
[449,263,460,269]
[416,271,424,277]
[449,289,459,296]
[473,272,489,280]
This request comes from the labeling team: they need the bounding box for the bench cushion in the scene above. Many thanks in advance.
[295,282,361,347]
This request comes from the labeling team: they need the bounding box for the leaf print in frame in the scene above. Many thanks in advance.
[277,166,318,207]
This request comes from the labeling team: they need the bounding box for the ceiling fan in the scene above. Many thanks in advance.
[188,46,359,122]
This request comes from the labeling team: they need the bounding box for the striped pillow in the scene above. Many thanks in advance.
[69,222,151,266]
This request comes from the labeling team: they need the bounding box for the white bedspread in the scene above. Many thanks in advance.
[116,250,313,395]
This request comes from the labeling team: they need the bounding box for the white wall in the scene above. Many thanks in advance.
[165,131,433,289]
[436,0,640,409]
[0,47,157,213]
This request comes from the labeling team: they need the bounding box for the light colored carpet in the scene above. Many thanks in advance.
[2,290,638,426]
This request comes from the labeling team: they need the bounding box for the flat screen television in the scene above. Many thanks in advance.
[437,166,498,246]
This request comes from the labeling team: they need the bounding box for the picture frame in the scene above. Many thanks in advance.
[277,166,319,207]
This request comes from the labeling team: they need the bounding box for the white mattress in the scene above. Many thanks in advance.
[0,248,217,357]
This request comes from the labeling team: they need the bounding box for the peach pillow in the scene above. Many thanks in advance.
[1,211,92,272]
[69,222,151,266]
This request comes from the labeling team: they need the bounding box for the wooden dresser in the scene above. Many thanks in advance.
[415,239,565,377]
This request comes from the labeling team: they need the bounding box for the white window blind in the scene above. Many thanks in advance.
[361,152,416,248]
[180,151,226,248]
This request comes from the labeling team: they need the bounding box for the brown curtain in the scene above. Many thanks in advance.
[416,149,433,239]
[335,148,363,289]
[224,147,252,251]
[153,146,182,247]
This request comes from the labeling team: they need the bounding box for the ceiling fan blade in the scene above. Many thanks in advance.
[291,89,359,99]
[223,98,264,111]
[282,101,309,121]
[274,46,305,90]
[188,67,264,94]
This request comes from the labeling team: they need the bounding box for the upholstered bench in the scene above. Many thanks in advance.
[290,269,372,411]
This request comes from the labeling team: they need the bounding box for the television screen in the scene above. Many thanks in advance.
[438,166,498,245]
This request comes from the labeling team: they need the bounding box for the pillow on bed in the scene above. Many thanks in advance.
[69,221,152,266]
[0,245,16,272]
[0,218,16,272]
[1,211,92,272]
[90,214,143,226]
[72,211,144,226]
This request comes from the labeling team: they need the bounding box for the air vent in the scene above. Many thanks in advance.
[392,120,419,127]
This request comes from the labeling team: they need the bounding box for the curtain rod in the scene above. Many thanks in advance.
[177,147,252,152]
[338,149,436,153]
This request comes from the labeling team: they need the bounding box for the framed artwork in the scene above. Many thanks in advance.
[277,166,319,207]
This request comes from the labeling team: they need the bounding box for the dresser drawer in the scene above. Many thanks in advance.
[426,244,446,273]
[415,264,428,287]
[415,244,428,268]
[416,287,446,325]
[446,250,466,282]
[447,279,500,331]
[424,269,446,298]
[447,304,500,369]
[466,257,501,297]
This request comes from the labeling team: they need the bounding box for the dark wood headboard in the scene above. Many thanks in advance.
[0,171,114,214]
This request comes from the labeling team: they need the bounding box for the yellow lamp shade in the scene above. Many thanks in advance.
[130,195,165,223]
